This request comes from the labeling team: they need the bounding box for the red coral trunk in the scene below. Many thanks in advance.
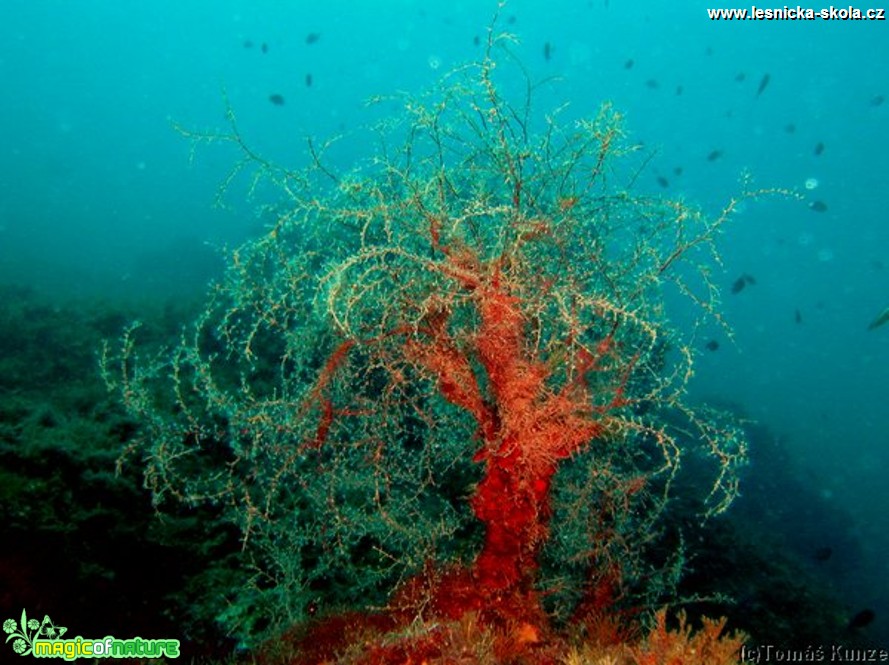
[408,256,603,620]
[470,447,555,594]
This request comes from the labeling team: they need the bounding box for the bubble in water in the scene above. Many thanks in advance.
[804,177,819,190]
[427,55,442,70]
[817,248,834,262]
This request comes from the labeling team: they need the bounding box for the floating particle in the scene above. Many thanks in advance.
[268,94,285,106]
[817,247,834,262]
[243,39,254,49]
[675,85,683,96]
[624,58,634,69]
[656,176,669,188]
[784,122,796,134]
[673,166,683,176]
[706,149,723,161]
[795,309,803,324]
[734,72,746,82]
[814,141,825,156]
[645,79,659,89]
[809,200,828,213]
[473,35,480,46]
[261,42,268,54]
[804,177,819,190]
[756,73,771,97]
[705,340,719,351]
[870,94,885,107]
[543,42,552,61]
[305,73,313,87]
[305,32,321,45]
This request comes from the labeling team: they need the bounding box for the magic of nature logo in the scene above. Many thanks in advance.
[3,609,180,660]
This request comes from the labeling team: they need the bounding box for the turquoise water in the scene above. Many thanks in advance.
[1,0,886,651]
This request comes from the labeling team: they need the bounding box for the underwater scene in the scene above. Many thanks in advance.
[1,1,887,663]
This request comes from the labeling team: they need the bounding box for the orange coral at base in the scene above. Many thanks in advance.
[269,572,745,665]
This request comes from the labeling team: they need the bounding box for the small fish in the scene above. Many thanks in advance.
[305,73,313,87]
[867,306,889,330]
[870,94,885,107]
[734,72,746,82]
[756,73,771,97]
[624,58,634,70]
[848,609,875,630]
[673,166,683,176]
[268,93,286,106]
[784,123,796,134]
[813,546,832,562]
[814,141,825,156]
[473,35,480,47]
[506,14,517,24]
[794,309,803,324]
[731,274,756,294]
[543,42,552,61]
[305,32,321,45]
[243,39,254,49]
[261,42,268,54]
[645,79,659,89]
[707,149,723,162]
[705,340,719,351]
[656,176,669,188]
[809,200,828,213]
